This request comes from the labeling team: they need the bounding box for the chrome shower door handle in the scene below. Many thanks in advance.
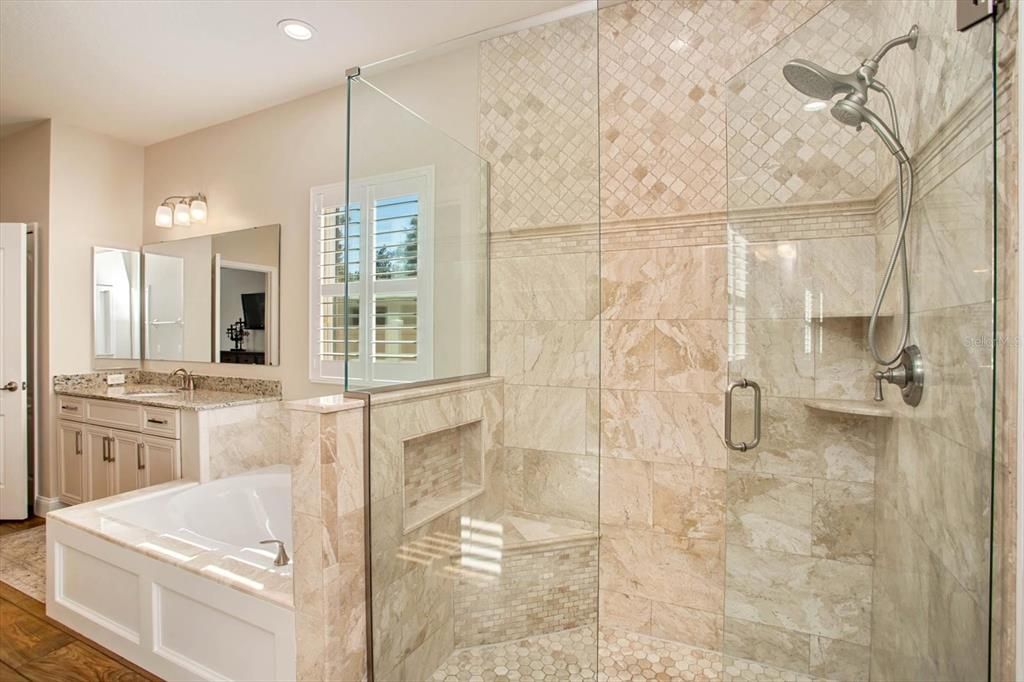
[724,379,762,452]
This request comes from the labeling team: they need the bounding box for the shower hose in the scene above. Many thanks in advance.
[867,83,914,367]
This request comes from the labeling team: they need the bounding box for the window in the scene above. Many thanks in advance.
[310,168,434,385]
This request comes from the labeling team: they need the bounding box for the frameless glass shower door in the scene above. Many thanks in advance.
[723,2,997,680]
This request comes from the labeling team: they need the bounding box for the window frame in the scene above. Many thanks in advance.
[309,166,435,386]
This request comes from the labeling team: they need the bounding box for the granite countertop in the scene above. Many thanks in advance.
[54,383,281,411]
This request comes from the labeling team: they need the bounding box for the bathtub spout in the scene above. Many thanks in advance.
[259,539,290,566]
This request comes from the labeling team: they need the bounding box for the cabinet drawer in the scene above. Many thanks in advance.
[57,396,86,422]
[84,399,142,431]
[140,406,180,439]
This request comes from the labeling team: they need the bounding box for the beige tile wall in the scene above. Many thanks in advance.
[475,1,1011,675]
[479,0,1016,679]
[286,400,368,682]
[865,2,1009,680]
[367,379,504,681]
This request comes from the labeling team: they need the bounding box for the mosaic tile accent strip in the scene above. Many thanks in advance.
[405,421,481,511]
[479,12,600,234]
[453,540,598,647]
[489,200,879,260]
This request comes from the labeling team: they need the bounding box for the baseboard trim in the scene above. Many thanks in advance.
[34,495,65,516]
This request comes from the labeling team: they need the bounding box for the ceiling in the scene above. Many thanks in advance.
[0,0,576,146]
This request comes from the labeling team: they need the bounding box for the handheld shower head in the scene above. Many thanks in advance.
[831,97,908,162]
[782,59,862,100]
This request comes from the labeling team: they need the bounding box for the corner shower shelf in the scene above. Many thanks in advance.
[803,398,894,419]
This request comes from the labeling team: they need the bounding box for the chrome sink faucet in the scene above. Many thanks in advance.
[171,368,195,391]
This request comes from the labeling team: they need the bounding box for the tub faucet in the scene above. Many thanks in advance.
[171,368,195,391]
[260,539,290,566]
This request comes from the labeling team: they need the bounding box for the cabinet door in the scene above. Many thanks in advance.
[110,430,143,496]
[139,436,180,488]
[83,426,112,502]
[57,420,84,505]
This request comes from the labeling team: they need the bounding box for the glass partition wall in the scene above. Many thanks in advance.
[348,4,602,680]
[347,1,1006,680]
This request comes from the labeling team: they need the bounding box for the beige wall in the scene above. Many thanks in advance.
[46,122,144,498]
[0,121,52,504]
[1,121,144,500]
[142,45,481,398]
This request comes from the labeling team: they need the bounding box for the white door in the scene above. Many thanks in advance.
[0,223,28,519]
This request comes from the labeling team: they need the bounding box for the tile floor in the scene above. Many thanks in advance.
[0,521,46,602]
[431,626,831,682]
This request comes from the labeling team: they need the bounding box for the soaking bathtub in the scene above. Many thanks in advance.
[46,465,296,682]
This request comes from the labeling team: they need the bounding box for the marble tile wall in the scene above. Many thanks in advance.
[477,2,1015,680]
[284,397,367,682]
[203,402,285,480]
[483,10,602,569]
[863,2,1009,678]
[367,379,503,682]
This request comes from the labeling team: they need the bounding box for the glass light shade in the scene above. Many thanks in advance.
[173,201,191,226]
[155,204,174,228]
[189,198,207,222]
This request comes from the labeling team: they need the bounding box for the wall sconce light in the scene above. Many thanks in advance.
[155,193,207,228]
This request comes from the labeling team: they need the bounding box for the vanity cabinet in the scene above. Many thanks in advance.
[58,396,182,505]
[56,421,85,504]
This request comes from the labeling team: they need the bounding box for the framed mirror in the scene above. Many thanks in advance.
[142,224,280,364]
[92,247,141,363]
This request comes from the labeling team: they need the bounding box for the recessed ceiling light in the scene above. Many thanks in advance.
[278,19,315,41]
[803,100,828,112]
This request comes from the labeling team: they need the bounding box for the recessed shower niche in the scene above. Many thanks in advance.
[402,419,484,533]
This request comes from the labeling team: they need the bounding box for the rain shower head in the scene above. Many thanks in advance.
[782,59,861,101]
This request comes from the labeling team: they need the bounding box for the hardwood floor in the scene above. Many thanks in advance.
[0,515,46,537]
[0,522,163,682]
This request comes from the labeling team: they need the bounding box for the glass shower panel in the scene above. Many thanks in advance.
[352,3,601,679]
[724,2,996,680]
[335,77,489,392]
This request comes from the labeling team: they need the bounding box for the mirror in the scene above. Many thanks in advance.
[92,247,141,362]
[142,224,280,364]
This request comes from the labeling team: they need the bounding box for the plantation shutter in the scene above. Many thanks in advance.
[310,167,433,385]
